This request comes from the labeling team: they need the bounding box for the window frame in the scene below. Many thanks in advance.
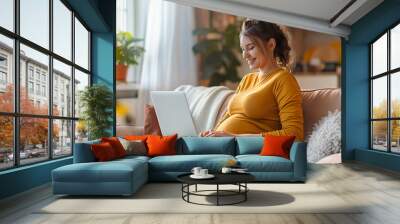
[0,0,92,171]
[370,20,400,154]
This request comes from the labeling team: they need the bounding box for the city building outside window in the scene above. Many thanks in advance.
[35,70,40,81]
[0,54,7,67]
[36,83,40,95]
[0,71,7,85]
[41,73,46,82]
[28,81,34,94]
[42,85,46,97]
[28,67,34,80]
[0,54,7,89]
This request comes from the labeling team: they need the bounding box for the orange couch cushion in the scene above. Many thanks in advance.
[146,134,178,157]
[91,142,117,161]
[124,135,148,142]
[260,135,296,159]
[101,137,127,158]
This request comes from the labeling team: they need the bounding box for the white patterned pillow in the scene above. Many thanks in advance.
[119,138,147,156]
[307,110,341,163]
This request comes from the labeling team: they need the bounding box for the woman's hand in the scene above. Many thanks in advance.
[199,130,234,137]
[199,130,212,137]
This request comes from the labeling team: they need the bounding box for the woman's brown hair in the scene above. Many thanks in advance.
[240,19,292,67]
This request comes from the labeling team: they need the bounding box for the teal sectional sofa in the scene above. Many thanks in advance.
[52,137,307,196]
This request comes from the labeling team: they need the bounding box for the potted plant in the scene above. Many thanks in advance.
[79,84,113,140]
[192,15,243,86]
[116,31,145,81]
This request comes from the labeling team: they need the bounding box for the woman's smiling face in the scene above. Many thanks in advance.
[240,35,267,70]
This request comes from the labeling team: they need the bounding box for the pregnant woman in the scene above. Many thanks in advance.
[200,19,304,140]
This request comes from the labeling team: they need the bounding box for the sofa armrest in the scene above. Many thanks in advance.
[289,141,307,181]
[73,140,100,163]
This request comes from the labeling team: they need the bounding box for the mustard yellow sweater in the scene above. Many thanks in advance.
[214,68,304,140]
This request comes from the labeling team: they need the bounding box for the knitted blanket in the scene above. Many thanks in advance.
[174,85,233,133]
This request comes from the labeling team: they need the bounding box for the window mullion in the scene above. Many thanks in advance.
[48,0,54,160]
[388,29,392,153]
[72,10,76,154]
[13,0,20,167]
[370,45,373,149]
[387,30,391,153]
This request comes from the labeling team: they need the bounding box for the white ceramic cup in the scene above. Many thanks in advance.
[191,167,202,176]
[200,169,208,176]
[221,167,232,174]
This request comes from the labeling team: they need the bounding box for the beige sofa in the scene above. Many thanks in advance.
[117,88,341,141]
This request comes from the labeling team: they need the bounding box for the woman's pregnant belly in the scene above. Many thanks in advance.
[215,114,280,134]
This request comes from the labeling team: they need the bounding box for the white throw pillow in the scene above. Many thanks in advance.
[317,153,342,164]
[307,110,341,163]
[119,138,147,156]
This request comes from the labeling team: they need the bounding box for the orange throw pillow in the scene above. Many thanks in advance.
[101,137,127,158]
[91,142,117,161]
[146,134,178,157]
[124,135,148,142]
[260,135,296,159]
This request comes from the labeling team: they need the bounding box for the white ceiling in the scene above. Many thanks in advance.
[226,0,352,22]
[166,0,384,37]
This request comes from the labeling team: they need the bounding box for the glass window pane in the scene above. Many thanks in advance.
[391,24,400,70]
[0,35,14,112]
[372,76,387,119]
[372,121,388,151]
[391,120,400,153]
[74,69,89,118]
[20,117,49,165]
[75,18,89,70]
[20,44,49,115]
[53,0,72,60]
[53,119,72,157]
[75,120,88,143]
[0,116,14,170]
[0,0,14,31]
[391,72,400,118]
[20,0,49,49]
[372,33,387,76]
[53,59,72,117]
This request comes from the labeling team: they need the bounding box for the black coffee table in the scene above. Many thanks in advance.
[177,172,255,206]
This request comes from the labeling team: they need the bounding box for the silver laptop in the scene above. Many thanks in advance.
[150,91,198,137]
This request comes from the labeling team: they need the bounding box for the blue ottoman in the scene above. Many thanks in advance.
[52,156,148,196]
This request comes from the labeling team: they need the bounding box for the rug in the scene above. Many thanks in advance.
[37,183,362,214]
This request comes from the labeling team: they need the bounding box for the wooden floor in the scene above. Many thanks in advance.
[1,162,400,224]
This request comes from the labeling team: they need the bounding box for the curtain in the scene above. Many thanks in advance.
[136,0,198,126]
[117,0,149,83]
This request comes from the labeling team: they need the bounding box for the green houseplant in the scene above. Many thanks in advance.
[116,31,145,81]
[192,16,243,86]
[79,84,113,140]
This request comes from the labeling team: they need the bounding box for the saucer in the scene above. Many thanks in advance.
[232,170,249,174]
[190,174,215,179]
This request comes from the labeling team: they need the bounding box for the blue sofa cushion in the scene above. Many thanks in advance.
[235,137,264,155]
[177,137,236,155]
[116,155,150,163]
[236,155,293,172]
[53,158,147,183]
[73,140,101,163]
[149,154,235,172]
